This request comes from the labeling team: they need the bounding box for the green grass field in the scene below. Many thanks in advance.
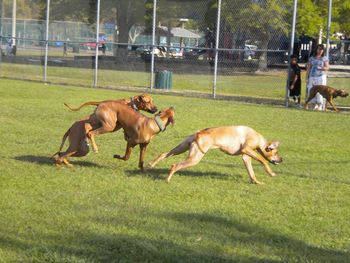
[0,79,349,262]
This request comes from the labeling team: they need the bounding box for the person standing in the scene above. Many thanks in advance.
[6,36,12,55]
[289,54,302,108]
[63,42,68,56]
[101,43,106,55]
[305,44,330,110]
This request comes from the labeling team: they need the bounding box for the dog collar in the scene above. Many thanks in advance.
[130,97,138,111]
[154,116,165,132]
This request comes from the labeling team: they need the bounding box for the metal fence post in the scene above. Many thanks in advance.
[12,0,16,46]
[0,0,4,66]
[94,0,101,87]
[0,0,4,40]
[285,0,298,107]
[325,0,332,58]
[212,0,222,99]
[44,0,50,82]
[150,0,157,90]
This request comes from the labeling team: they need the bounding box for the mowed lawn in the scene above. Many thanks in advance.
[0,79,349,262]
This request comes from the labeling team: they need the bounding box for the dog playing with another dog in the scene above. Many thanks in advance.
[305,85,348,112]
[64,94,158,153]
[86,104,175,171]
[52,94,158,167]
[147,125,282,184]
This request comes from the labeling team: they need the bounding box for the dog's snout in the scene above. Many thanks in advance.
[146,106,158,114]
[271,157,282,165]
[277,157,283,163]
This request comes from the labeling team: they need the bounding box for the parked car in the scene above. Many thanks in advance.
[49,41,64,47]
[169,47,183,58]
[184,47,210,60]
[79,35,107,50]
[244,44,257,59]
[329,48,343,64]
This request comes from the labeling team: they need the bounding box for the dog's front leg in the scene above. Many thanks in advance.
[242,148,276,177]
[242,154,263,185]
[328,98,339,112]
[113,142,134,161]
[138,143,149,171]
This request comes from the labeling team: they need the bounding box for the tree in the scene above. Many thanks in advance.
[222,0,291,70]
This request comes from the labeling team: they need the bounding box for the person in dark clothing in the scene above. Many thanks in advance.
[101,43,106,55]
[289,54,301,107]
[63,42,68,56]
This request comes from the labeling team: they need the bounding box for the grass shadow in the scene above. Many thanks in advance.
[125,168,243,181]
[14,155,104,168]
[159,211,349,262]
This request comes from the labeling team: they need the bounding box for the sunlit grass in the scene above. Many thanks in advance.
[0,79,349,262]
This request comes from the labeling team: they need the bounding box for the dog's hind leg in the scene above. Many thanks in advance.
[166,143,204,183]
[62,158,74,167]
[147,135,194,168]
[56,151,77,167]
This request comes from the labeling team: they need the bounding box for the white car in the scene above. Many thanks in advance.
[244,44,258,60]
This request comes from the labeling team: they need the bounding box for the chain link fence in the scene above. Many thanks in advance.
[0,0,349,108]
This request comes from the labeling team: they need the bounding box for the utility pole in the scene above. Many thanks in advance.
[12,0,16,46]
[325,0,332,57]
[0,0,4,39]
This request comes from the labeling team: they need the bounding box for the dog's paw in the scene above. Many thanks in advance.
[145,163,154,169]
[113,154,124,160]
[269,172,276,177]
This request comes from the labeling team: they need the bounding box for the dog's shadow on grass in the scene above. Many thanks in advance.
[14,155,103,168]
[125,168,242,181]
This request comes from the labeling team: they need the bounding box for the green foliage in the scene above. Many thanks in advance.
[0,79,350,262]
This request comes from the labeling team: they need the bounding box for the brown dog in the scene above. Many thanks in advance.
[53,94,158,166]
[51,117,96,166]
[88,103,175,171]
[147,125,282,184]
[305,85,348,112]
[64,94,158,153]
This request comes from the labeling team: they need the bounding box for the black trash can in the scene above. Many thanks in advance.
[155,70,173,90]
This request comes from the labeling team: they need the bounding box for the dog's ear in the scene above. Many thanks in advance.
[266,141,280,152]
[167,115,175,126]
[136,95,143,102]
[139,94,152,103]
[165,110,175,126]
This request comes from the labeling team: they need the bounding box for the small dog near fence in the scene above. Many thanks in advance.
[305,85,348,112]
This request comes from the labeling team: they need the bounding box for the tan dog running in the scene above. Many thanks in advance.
[87,104,175,171]
[148,125,282,184]
[64,94,158,153]
[52,94,158,166]
[305,85,348,112]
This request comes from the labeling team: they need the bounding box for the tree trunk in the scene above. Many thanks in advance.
[258,39,269,71]
[115,1,131,61]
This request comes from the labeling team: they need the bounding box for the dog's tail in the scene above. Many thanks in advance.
[64,101,101,111]
[51,129,70,158]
